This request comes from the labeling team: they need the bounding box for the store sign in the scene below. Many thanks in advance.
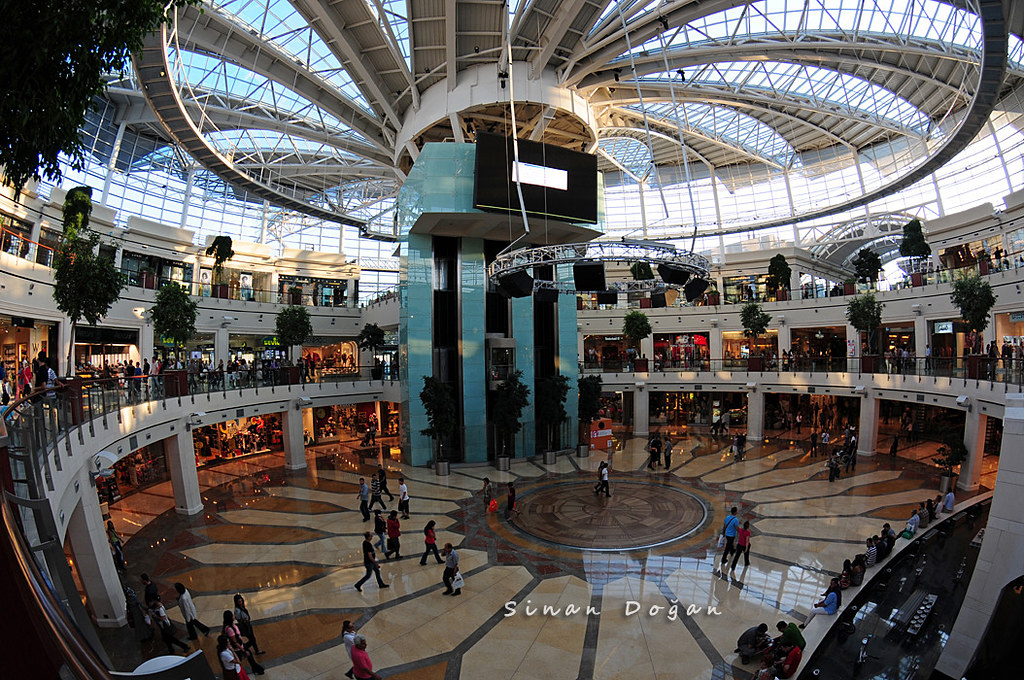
[603,336,622,341]
[934,321,954,334]
[1009,312,1024,323]
[693,335,708,346]
[158,335,177,346]
[262,336,281,347]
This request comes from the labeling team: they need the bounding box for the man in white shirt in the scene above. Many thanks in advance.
[342,620,357,679]
[398,478,410,519]
[149,357,161,397]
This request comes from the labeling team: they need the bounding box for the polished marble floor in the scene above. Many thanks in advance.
[108,433,988,680]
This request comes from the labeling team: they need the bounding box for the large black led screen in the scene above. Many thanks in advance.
[473,132,598,224]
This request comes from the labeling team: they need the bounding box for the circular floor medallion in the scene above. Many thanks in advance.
[513,478,709,551]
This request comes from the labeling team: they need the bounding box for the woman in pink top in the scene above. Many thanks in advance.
[351,634,382,680]
[730,520,752,573]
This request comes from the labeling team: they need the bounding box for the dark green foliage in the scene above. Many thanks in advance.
[420,376,458,460]
[493,370,530,456]
[205,235,235,280]
[951,272,997,333]
[932,427,968,477]
[630,261,654,280]
[766,254,792,291]
[357,323,386,352]
[622,310,652,347]
[150,283,197,350]
[52,186,125,372]
[577,374,604,424]
[899,219,931,259]
[0,0,199,190]
[740,302,771,339]
[852,249,883,284]
[275,305,314,348]
[846,293,884,354]
[536,374,569,449]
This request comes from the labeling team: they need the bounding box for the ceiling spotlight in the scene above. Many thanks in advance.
[659,16,669,31]
[614,71,620,82]
[676,69,685,81]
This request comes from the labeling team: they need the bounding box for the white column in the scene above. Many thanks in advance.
[776,324,791,355]
[746,390,765,440]
[633,389,649,438]
[914,316,928,362]
[139,323,155,366]
[214,327,229,364]
[348,279,358,308]
[166,429,203,515]
[959,410,986,492]
[846,324,860,357]
[857,396,879,457]
[282,406,307,471]
[66,478,127,627]
[639,335,654,363]
[709,326,723,361]
[936,394,1024,678]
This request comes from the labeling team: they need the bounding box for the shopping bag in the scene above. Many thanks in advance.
[452,572,465,589]
[717,534,725,549]
[488,499,498,513]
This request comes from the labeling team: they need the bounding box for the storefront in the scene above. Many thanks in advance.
[306,402,399,443]
[228,333,289,364]
[183,332,216,364]
[930,319,968,361]
[722,330,778,361]
[121,250,193,289]
[303,337,359,376]
[583,335,630,370]
[93,442,171,507]
[1,315,58,378]
[881,323,915,354]
[790,327,848,371]
[723,274,769,304]
[764,393,858,436]
[73,326,138,373]
[993,312,1024,354]
[280,275,353,307]
[653,333,710,370]
[649,391,745,430]
[192,414,283,466]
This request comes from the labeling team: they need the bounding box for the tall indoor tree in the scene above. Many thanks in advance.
[766,253,792,296]
[493,370,530,457]
[52,186,126,374]
[950,272,997,352]
[740,302,771,344]
[149,282,198,360]
[535,373,569,451]
[357,323,386,376]
[846,293,884,356]
[852,248,883,285]
[900,218,931,261]
[1,0,198,191]
[577,374,604,447]
[275,305,314,362]
[420,376,458,463]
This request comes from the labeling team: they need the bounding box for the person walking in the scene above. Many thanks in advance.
[350,634,383,680]
[233,594,265,656]
[663,437,674,468]
[148,595,191,654]
[174,582,210,640]
[222,610,264,675]
[717,506,740,573]
[372,510,387,551]
[477,477,494,513]
[809,430,818,457]
[730,520,752,574]
[342,620,358,679]
[594,462,611,497]
[217,634,251,680]
[369,474,387,512]
[377,465,395,502]
[398,477,410,519]
[358,478,371,521]
[419,520,444,565]
[107,520,126,572]
[354,531,390,592]
[505,481,519,521]
[383,510,402,560]
[441,543,461,596]
[646,435,662,469]
[889,435,899,458]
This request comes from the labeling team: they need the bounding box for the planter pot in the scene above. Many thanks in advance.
[495,456,510,471]
[370,366,384,380]
[777,288,788,301]
[979,260,990,275]
[747,357,764,372]
[966,354,981,380]
[577,298,584,310]
[289,291,303,305]
[639,297,652,309]
[577,444,590,458]
[434,460,451,477]
[633,358,649,372]
[213,283,228,298]
[939,474,955,494]
[283,366,301,385]
[707,293,720,306]
[911,272,924,287]
[861,355,877,374]
[164,370,189,397]
[543,450,557,465]
[844,283,855,295]
[142,272,157,290]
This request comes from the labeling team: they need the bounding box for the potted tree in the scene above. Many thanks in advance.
[630,261,654,281]
[289,285,304,305]
[900,218,931,286]
[535,374,569,464]
[275,305,313,385]
[843,277,857,296]
[358,323,386,379]
[852,248,883,289]
[846,293,883,373]
[140,266,158,290]
[622,310,652,372]
[149,282,198,397]
[951,272,997,379]
[420,376,457,475]
[705,280,720,306]
[740,302,771,371]
[932,430,968,494]
[577,374,603,457]
[766,253,792,302]
[52,186,126,377]
[204,235,235,298]
[493,369,530,468]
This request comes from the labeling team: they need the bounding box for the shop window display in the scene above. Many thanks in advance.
[192,415,282,466]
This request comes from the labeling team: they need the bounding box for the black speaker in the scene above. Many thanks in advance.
[573,262,606,291]
[683,278,710,302]
[497,270,534,298]
[651,292,666,308]
[596,291,617,305]
[534,288,559,304]
[658,263,691,286]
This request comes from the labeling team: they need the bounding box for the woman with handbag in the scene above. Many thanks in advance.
[147,595,190,654]
[419,520,444,566]
[222,610,264,675]
[217,634,251,680]
[383,510,402,559]
[233,594,265,655]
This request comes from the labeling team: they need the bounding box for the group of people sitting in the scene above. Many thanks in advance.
[735,620,806,678]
